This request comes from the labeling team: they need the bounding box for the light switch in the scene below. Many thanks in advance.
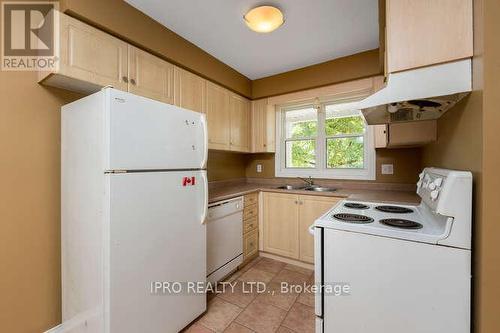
[256,164,262,173]
[381,164,394,175]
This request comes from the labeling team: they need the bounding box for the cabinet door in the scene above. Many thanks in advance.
[263,193,299,259]
[298,195,340,263]
[128,46,174,104]
[206,82,231,150]
[60,14,128,90]
[251,99,275,153]
[174,67,206,113]
[386,0,473,73]
[229,93,250,152]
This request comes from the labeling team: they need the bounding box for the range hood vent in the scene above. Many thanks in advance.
[357,59,472,125]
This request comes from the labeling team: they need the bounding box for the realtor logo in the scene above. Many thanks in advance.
[1,1,59,71]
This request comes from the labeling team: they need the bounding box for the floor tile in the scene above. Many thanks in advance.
[218,281,258,308]
[239,256,262,273]
[276,327,295,333]
[256,281,299,311]
[281,302,315,333]
[284,264,314,277]
[296,289,315,307]
[272,269,311,285]
[252,258,286,274]
[198,298,242,332]
[224,322,255,333]
[235,298,287,333]
[238,268,275,284]
[183,323,215,332]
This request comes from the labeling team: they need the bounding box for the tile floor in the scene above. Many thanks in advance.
[184,257,316,333]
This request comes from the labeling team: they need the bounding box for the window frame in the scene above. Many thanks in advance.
[275,99,376,180]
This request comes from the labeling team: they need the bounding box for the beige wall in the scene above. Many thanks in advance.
[245,149,421,184]
[477,0,500,331]
[207,151,246,181]
[422,0,500,332]
[251,49,382,99]
[0,71,82,333]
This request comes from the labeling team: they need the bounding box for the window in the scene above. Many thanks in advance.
[276,101,375,180]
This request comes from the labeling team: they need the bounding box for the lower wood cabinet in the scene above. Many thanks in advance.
[243,192,259,263]
[263,192,340,263]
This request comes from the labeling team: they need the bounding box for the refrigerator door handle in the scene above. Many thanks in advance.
[200,171,208,224]
[201,114,208,169]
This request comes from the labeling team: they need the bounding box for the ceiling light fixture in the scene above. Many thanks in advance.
[244,5,284,33]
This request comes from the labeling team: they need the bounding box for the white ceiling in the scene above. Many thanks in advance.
[125,0,380,80]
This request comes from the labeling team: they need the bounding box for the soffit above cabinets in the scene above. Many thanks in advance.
[124,0,380,80]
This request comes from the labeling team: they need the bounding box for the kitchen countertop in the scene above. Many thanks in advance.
[209,182,421,205]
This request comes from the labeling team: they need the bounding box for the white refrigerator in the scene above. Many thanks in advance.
[60,88,208,333]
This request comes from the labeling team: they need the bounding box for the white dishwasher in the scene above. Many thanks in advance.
[206,196,243,284]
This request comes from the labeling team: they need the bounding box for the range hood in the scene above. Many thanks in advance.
[357,59,472,124]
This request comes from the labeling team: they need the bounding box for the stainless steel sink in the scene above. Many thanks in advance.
[304,186,337,192]
[276,185,337,192]
[276,185,307,190]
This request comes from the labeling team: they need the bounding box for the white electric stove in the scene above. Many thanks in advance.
[313,168,472,333]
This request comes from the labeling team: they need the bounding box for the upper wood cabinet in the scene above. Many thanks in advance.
[251,99,275,153]
[39,13,128,92]
[374,120,437,148]
[39,14,252,152]
[229,93,251,152]
[385,0,473,73]
[174,67,206,113]
[128,46,174,104]
[206,82,231,150]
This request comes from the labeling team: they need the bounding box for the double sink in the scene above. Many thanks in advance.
[276,184,337,192]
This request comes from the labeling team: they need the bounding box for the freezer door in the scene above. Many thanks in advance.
[107,170,207,333]
[105,89,207,171]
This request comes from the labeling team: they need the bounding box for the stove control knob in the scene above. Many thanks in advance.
[434,178,443,187]
[430,190,439,201]
[428,183,437,190]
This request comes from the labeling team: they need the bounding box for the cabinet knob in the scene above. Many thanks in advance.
[122,76,128,83]
[130,78,136,85]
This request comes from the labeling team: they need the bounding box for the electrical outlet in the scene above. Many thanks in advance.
[381,164,394,175]
[256,164,262,173]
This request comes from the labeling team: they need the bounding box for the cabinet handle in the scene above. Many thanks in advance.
[295,200,298,204]
[130,78,136,85]
[122,76,128,83]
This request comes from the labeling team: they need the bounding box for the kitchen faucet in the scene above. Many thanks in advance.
[298,176,315,187]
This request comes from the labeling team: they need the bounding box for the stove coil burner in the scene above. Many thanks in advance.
[344,202,370,210]
[380,219,423,229]
[375,205,414,214]
[333,213,374,224]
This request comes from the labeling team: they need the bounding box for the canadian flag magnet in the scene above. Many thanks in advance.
[182,176,196,186]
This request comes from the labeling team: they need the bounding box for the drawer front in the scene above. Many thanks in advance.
[244,229,259,259]
[244,192,259,206]
[243,216,258,234]
[243,204,258,220]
